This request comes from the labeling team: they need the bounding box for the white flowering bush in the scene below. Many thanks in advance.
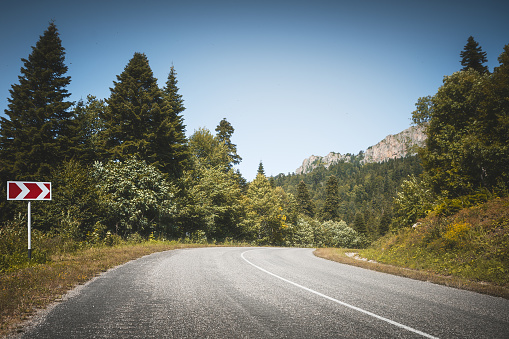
[322,220,363,248]
[291,217,316,247]
[92,158,178,237]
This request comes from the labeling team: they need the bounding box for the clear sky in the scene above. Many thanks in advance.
[1,0,508,181]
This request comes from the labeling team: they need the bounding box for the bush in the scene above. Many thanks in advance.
[92,158,178,237]
[323,220,364,248]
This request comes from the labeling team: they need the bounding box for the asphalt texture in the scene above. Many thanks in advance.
[12,247,509,338]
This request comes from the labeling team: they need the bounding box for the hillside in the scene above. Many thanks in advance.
[358,197,509,294]
[296,125,426,175]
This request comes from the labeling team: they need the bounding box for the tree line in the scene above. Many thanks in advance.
[0,22,365,247]
[275,36,509,237]
[1,24,507,248]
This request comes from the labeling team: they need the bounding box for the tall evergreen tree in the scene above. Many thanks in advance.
[296,180,315,217]
[163,65,189,176]
[353,213,367,235]
[215,118,242,167]
[101,53,184,179]
[0,22,76,180]
[378,210,391,236]
[320,175,340,221]
[257,161,265,176]
[460,36,489,74]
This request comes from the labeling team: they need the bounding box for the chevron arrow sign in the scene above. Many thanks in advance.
[7,181,51,200]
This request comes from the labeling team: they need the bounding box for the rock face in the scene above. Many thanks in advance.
[363,125,427,163]
[295,125,426,175]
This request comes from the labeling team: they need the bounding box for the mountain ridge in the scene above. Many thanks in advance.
[295,125,426,175]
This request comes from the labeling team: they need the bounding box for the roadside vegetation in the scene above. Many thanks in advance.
[0,23,508,337]
[0,234,210,337]
[315,198,509,299]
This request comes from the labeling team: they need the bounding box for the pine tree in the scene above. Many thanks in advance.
[257,161,265,176]
[215,118,242,167]
[297,180,314,217]
[354,213,367,235]
[101,53,184,178]
[460,36,489,74]
[0,22,76,180]
[378,210,391,236]
[320,175,340,221]
[163,65,189,176]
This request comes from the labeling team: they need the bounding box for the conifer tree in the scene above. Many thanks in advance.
[163,65,189,176]
[354,213,367,235]
[297,180,315,217]
[0,22,76,180]
[320,175,340,221]
[215,118,242,167]
[257,161,265,176]
[101,53,184,179]
[460,36,489,74]
[378,210,391,236]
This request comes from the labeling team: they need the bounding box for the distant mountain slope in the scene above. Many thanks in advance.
[296,125,426,175]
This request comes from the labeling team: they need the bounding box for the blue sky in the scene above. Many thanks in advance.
[1,0,508,181]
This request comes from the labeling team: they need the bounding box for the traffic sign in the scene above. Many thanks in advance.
[7,181,51,200]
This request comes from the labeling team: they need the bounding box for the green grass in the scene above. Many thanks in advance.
[316,197,509,299]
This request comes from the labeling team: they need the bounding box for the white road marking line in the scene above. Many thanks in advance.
[241,249,439,339]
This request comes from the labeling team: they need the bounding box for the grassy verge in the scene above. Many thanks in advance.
[314,248,509,298]
[0,241,206,337]
[315,198,509,299]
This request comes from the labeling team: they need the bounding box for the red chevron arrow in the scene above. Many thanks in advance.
[7,181,51,200]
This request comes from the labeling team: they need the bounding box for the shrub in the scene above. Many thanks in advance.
[92,158,178,237]
[323,220,364,248]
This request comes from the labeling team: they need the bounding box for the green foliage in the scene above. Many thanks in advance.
[100,53,187,179]
[242,173,286,244]
[188,128,231,170]
[393,174,435,228]
[257,161,265,176]
[73,95,108,163]
[162,65,189,179]
[92,158,177,237]
[289,216,320,247]
[215,118,242,167]
[31,160,102,237]
[273,155,423,239]
[460,36,489,74]
[419,43,509,199]
[187,166,244,241]
[0,22,76,181]
[361,198,509,286]
[411,96,433,126]
[320,175,340,221]
[296,180,315,218]
[322,220,364,248]
[286,217,363,248]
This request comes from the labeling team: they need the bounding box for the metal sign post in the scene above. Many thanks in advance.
[7,181,51,260]
[28,201,32,259]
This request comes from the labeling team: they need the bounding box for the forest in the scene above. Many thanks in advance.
[0,24,508,267]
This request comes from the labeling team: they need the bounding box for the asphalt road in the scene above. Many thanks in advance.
[13,247,509,338]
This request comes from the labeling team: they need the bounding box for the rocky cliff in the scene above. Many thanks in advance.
[295,125,426,175]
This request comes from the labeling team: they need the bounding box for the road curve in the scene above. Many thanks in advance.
[13,247,509,338]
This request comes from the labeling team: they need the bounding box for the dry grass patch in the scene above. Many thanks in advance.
[0,241,205,337]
